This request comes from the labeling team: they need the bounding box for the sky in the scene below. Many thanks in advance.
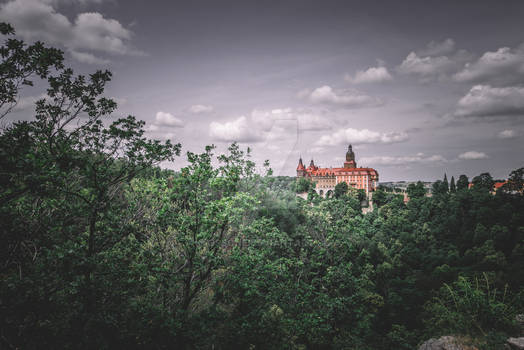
[1,0,524,181]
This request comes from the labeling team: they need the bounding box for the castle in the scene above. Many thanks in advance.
[296,145,379,196]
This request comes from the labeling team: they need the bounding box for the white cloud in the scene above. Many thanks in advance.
[359,154,447,166]
[397,38,471,81]
[296,112,332,131]
[397,52,456,79]
[306,85,383,108]
[417,38,455,57]
[315,128,408,146]
[455,85,524,117]
[251,108,331,132]
[209,116,263,142]
[189,104,214,114]
[251,108,293,132]
[70,50,110,65]
[345,66,393,84]
[154,111,184,127]
[0,0,142,63]
[497,129,517,139]
[453,46,524,84]
[458,151,488,160]
[72,12,138,55]
[208,108,331,144]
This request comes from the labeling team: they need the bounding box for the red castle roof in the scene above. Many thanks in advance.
[308,167,378,177]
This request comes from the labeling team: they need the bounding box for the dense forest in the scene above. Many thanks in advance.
[1,23,523,349]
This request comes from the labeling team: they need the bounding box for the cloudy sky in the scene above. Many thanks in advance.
[2,0,524,181]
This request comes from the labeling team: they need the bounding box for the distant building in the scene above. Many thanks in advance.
[296,145,379,196]
[492,181,507,194]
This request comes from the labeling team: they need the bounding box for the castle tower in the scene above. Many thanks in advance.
[344,144,357,168]
[296,157,306,177]
[307,159,317,172]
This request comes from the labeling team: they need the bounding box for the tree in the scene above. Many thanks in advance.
[0,23,179,348]
[450,176,456,193]
[443,173,449,193]
[406,181,426,199]
[295,177,312,193]
[0,23,64,118]
[504,167,523,193]
[357,188,367,202]
[472,173,494,192]
[372,188,388,207]
[334,181,349,198]
[456,174,469,191]
[432,180,446,196]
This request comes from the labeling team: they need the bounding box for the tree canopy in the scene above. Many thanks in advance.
[1,23,523,350]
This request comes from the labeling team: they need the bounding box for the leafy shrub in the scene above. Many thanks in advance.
[424,274,521,349]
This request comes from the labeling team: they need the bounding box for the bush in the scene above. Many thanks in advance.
[424,274,521,349]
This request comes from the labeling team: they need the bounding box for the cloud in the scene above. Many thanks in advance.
[70,50,110,65]
[458,151,488,160]
[455,85,524,118]
[189,104,214,114]
[154,111,184,127]
[0,0,142,63]
[417,38,455,57]
[345,66,393,84]
[305,85,383,108]
[397,52,456,79]
[497,129,517,139]
[42,0,104,4]
[209,116,264,142]
[251,108,293,132]
[359,154,447,166]
[315,128,408,146]
[251,108,331,132]
[453,46,524,85]
[397,39,471,81]
[208,107,331,144]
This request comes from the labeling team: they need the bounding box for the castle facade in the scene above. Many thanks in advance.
[296,145,379,196]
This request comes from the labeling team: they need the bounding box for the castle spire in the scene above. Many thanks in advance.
[296,156,306,175]
[344,145,357,168]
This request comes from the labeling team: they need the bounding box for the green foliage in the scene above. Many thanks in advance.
[1,22,524,350]
[457,174,469,190]
[424,274,521,349]
[295,177,312,193]
[407,181,426,199]
[443,174,449,193]
[334,181,348,198]
[450,176,456,193]
[472,173,495,192]
[432,179,448,196]
[504,167,523,192]
[1,22,64,118]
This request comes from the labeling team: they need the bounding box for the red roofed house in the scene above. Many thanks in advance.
[492,181,507,194]
[297,145,379,196]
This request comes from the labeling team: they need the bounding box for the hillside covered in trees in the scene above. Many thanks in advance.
[1,23,524,350]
